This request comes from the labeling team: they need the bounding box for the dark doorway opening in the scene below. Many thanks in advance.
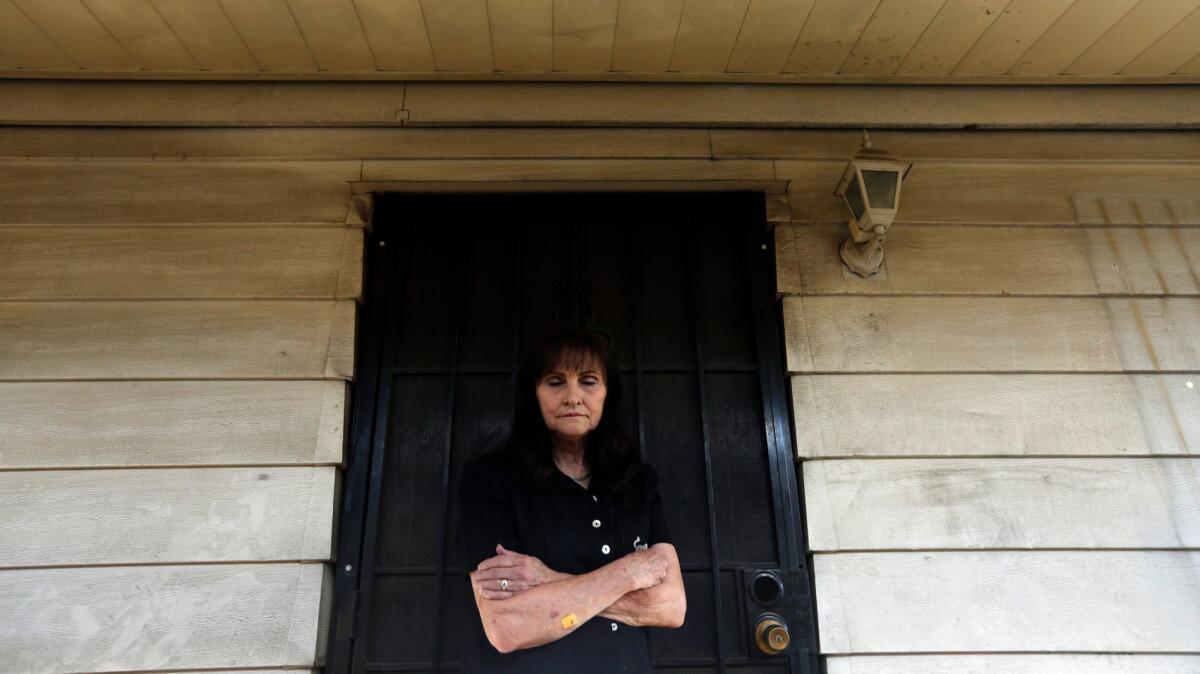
[327,192,819,674]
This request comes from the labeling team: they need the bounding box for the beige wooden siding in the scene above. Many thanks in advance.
[791,374,1198,458]
[777,225,1200,295]
[3,467,339,566]
[0,160,359,224]
[2,114,1198,673]
[776,161,1200,225]
[0,380,347,469]
[0,153,360,672]
[804,458,1200,549]
[815,551,1200,652]
[4,81,1199,129]
[785,297,1200,372]
[778,153,1200,670]
[1,564,330,672]
[825,654,1200,674]
[0,227,362,299]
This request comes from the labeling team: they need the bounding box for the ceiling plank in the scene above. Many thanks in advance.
[217,0,317,71]
[0,0,1198,80]
[1180,52,1200,74]
[895,0,1006,75]
[840,0,944,75]
[1007,0,1137,75]
[353,0,435,71]
[11,0,137,69]
[783,0,881,74]
[952,0,1074,75]
[1067,0,1200,75]
[726,0,814,73]
[669,0,750,72]
[488,0,553,72]
[286,0,376,71]
[80,0,198,70]
[610,0,684,72]
[1122,5,1200,74]
[421,0,493,71]
[0,0,76,69]
[150,0,258,71]
[553,0,619,71]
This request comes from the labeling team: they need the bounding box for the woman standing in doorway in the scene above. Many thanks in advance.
[457,327,686,673]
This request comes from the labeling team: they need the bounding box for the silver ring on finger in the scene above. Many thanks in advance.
[500,578,509,591]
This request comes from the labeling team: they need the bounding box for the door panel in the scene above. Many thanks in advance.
[328,192,819,674]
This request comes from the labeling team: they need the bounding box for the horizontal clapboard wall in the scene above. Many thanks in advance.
[804,458,1200,550]
[777,161,1200,225]
[785,297,1200,372]
[0,227,363,300]
[824,654,1200,674]
[780,205,1200,672]
[3,154,1200,227]
[0,160,360,674]
[777,224,1200,296]
[2,128,1197,162]
[0,160,360,225]
[792,374,1198,458]
[1,122,1197,674]
[3,82,1199,128]
[0,380,347,469]
[0,300,356,379]
[0,564,330,672]
[815,551,1200,653]
[3,467,339,567]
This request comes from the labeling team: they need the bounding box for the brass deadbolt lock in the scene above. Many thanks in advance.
[754,615,790,655]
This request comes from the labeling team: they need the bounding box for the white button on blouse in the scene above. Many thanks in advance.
[601,544,611,555]
[611,622,619,631]
[592,519,601,528]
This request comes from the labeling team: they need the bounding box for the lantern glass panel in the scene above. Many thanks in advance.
[862,169,898,209]
[845,172,866,221]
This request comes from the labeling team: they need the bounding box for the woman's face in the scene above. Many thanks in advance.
[535,361,607,443]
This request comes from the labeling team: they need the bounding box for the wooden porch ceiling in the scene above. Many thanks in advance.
[1,0,1199,83]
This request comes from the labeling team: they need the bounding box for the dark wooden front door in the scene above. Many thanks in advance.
[328,192,819,674]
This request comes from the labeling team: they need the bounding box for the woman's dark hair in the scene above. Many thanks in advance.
[501,326,643,506]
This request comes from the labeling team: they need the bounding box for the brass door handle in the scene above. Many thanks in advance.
[754,615,790,655]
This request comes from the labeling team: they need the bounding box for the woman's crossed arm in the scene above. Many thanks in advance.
[469,542,686,652]
[598,543,686,628]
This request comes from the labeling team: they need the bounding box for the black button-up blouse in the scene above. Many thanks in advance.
[457,450,673,673]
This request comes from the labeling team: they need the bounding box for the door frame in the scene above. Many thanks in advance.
[324,190,821,674]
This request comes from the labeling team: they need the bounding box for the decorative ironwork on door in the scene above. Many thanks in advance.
[328,192,820,673]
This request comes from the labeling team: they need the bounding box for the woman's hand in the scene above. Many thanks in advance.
[619,544,671,591]
[470,544,568,600]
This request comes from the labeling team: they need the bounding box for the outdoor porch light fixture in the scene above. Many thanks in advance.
[833,131,912,277]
